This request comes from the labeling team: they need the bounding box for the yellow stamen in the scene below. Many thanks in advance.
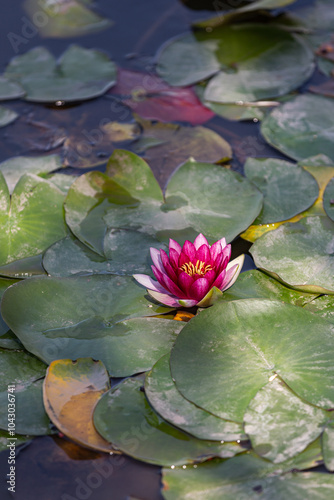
[180,260,213,277]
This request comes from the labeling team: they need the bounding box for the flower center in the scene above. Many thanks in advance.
[180,260,213,277]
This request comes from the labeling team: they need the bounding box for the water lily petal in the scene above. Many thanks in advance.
[178,271,195,293]
[196,286,223,307]
[189,277,210,301]
[182,240,196,261]
[194,233,209,250]
[169,238,182,256]
[163,273,187,298]
[160,249,178,281]
[178,298,198,308]
[133,274,166,293]
[147,290,180,308]
[178,251,190,269]
[195,244,211,264]
[210,237,227,261]
[169,248,180,270]
[152,265,169,290]
[203,269,216,285]
[212,269,227,290]
[150,247,165,274]
[221,254,244,291]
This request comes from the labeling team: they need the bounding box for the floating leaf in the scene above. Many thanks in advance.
[323,422,334,472]
[1,275,174,375]
[0,173,67,267]
[157,25,314,103]
[244,378,329,463]
[5,45,116,103]
[0,349,49,435]
[170,299,334,422]
[0,378,50,436]
[0,106,18,127]
[0,278,19,338]
[0,154,62,194]
[43,358,116,452]
[250,216,334,294]
[65,150,263,251]
[244,158,319,224]
[324,176,334,221]
[43,230,165,277]
[93,378,243,466]
[162,453,334,500]
[145,354,245,442]
[261,95,334,161]
[109,68,214,125]
[221,270,318,307]
[0,430,32,452]
[132,117,232,187]
[293,0,334,31]
[303,294,334,325]
[24,0,112,38]
[0,76,25,100]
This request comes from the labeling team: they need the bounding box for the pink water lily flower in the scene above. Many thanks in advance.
[134,233,244,308]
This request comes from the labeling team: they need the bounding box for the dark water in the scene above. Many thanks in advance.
[0,0,324,498]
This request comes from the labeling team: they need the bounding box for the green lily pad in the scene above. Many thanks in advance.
[303,294,334,325]
[0,430,32,452]
[0,378,50,436]
[250,216,334,294]
[24,0,112,38]
[0,154,62,194]
[244,158,319,224]
[145,354,245,442]
[261,95,334,162]
[157,24,314,103]
[244,377,329,463]
[294,0,334,31]
[220,270,318,307]
[322,422,334,472]
[324,177,334,221]
[0,76,25,100]
[170,299,334,422]
[0,255,46,279]
[5,45,116,103]
[0,278,19,337]
[0,106,18,127]
[65,150,263,250]
[45,173,76,194]
[1,274,175,375]
[0,172,67,267]
[43,230,165,277]
[162,453,334,500]
[0,349,49,435]
[93,378,243,466]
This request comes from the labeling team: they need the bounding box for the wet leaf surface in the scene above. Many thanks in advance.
[94,378,243,466]
[170,299,334,422]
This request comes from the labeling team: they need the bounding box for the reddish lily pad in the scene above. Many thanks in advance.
[109,68,214,125]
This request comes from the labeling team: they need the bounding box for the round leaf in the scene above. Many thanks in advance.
[322,422,334,472]
[5,45,116,103]
[43,358,116,453]
[0,76,25,100]
[145,354,245,442]
[324,176,334,221]
[244,377,328,463]
[0,106,18,127]
[170,299,334,422]
[250,216,334,294]
[244,158,319,224]
[94,378,243,466]
[0,173,67,267]
[261,95,334,161]
[1,275,174,375]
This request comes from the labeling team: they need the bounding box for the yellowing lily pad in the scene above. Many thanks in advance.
[43,358,117,453]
